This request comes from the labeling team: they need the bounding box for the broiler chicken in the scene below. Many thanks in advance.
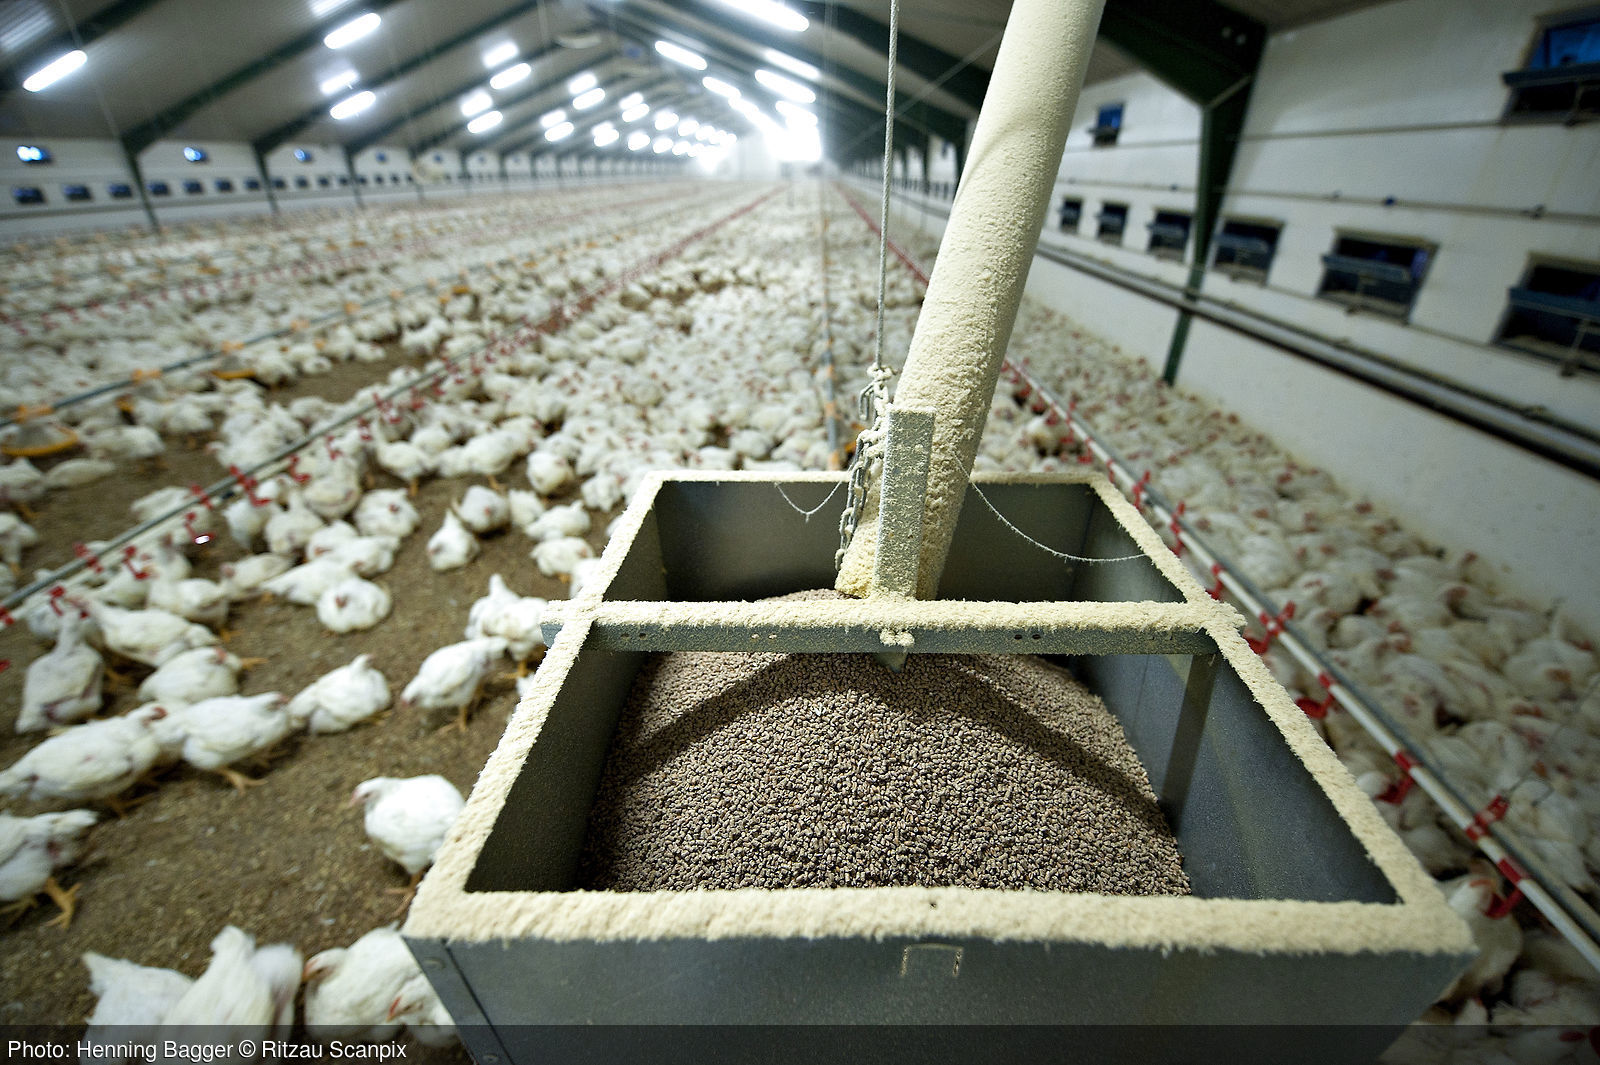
[387,973,457,1046]
[162,925,301,1037]
[86,602,218,667]
[0,706,169,806]
[287,654,390,734]
[374,441,433,496]
[264,491,324,557]
[145,574,231,630]
[452,484,509,533]
[351,775,465,907]
[532,536,593,580]
[526,501,591,542]
[0,810,97,928]
[425,511,478,571]
[316,577,392,633]
[82,951,194,1057]
[302,926,420,1040]
[260,556,355,604]
[465,574,547,669]
[18,611,103,732]
[138,647,252,707]
[168,693,295,792]
[352,490,419,538]
[525,451,573,496]
[400,637,506,729]
[219,554,292,596]
[0,511,39,574]
[304,458,363,521]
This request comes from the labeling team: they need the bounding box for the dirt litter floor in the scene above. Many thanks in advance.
[0,364,610,1053]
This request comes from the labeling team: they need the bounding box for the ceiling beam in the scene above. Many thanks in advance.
[249,0,551,159]
[1098,0,1265,105]
[788,1,990,112]
[119,0,409,155]
[347,37,573,156]
[0,0,165,95]
[593,0,969,145]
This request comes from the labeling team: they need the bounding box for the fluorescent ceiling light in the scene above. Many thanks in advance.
[677,117,699,136]
[310,0,354,17]
[467,110,503,134]
[320,70,359,95]
[567,71,597,95]
[621,103,650,123]
[694,127,710,141]
[619,92,643,109]
[702,75,739,98]
[688,144,703,158]
[482,41,518,68]
[714,0,807,32]
[654,40,706,70]
[460,89,493,117]
[775,100,816,127]
[654,110,678,131]
[22,49,86,92]
[652,135,672,153]
[593,125,619,147]
[329,90,376,120]
[489,62,531,89]
[762,49,818,80]
[323,12,380,49]
[572,87,605,110]
[539,108,567,128]
[672,140,689,155]
[545,121,575,141]
[754,68,814,103]
[627,131,650,151]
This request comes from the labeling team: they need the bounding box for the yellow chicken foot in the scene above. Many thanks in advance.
[486,475,504,493]
[386,871,424,918]
[236,656,269,671]
[407,479,418,498]
[216,767,264,793]
[42,878,80,930]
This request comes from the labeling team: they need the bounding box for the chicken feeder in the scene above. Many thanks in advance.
[402,470,1472,1064]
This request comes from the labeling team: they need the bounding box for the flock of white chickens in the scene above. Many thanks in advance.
[0,178,1595,1057]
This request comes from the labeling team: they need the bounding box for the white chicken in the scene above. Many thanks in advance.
[162,925,301,1036]
[465,574,547,669]
[304,458,364,522]
[386,973,457,1047]
[137,647,253,707]
[532,536,593,580]
[219,553,293,596]
[0,706,169,807]
[264,492,324,557]
[525,450,573,496]
[287,654,391,735]
[317,576,392,633]
[260,556,355,605]
[425,510,478,571]
[82,952,194,1057]
[1441,869,1524,1003]
[17,611,103,733]
[168,693,295,792]
[352,489,419,538]
[351,775,465,903]
[145,574,231,630]
[374,441,434,495]
[0,810,97,929]
[506,488,546,529]
[0,511,39,574]
[305,520,359,558]
[302,926,420,1040]
[400,637,507,729]
[323,534,399,577]
[452,484,510,533]
[526,501,591,542]
[85,602,218,667]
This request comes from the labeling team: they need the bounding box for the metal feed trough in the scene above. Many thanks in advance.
[402,470,1471,1063]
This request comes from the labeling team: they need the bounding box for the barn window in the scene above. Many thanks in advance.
[61,183,91,202]
[1503,10,1600,122]
[1497,257,1600,374]
[1317,233,1434,319]
[1212,218,1282,281]
[1089,103,1122,146]
[1147,210,1191,260]
[1058,197,1082,232]
[12,185,44,204]
[1095,202,1128,243]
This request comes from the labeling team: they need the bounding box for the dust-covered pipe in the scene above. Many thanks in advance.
[836,0,1107,599]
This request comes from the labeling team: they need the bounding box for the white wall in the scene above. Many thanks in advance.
[858,0,1600,631]
[351,145,417,201]
[1,137,146,236]
[263,141,357,213]
[139,139,273,224]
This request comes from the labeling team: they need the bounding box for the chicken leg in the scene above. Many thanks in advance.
[215,767,265,793]
[385,871,424,918]
[42,877,80,929]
